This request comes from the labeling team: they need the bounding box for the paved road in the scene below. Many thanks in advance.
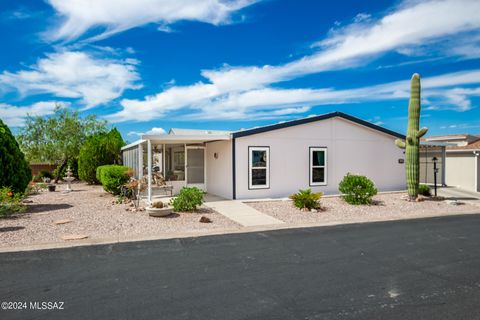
[2,214,480,320]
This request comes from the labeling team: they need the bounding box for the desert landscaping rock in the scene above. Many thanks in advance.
[446,200,462,205]
[54,219,73,225]
[0,183,240,249]
[61,234,89,241]
[247,193,479,226]
[199,216,212,223]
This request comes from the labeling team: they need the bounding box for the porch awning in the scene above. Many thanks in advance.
[121,134,231,151]
[140,134,231,144]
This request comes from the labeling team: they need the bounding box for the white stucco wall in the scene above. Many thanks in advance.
[478,156,480,192]
[234,117,406,199]
[445,152,476,192]
[206,140,233,199]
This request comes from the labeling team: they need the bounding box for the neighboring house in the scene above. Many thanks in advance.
[122,111,408,201]
[423,134,480,192]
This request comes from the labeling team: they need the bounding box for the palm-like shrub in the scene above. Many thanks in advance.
[338,173,377,205]
[289,189,322,210]
[170,187,204,212]
[0,119,32,193]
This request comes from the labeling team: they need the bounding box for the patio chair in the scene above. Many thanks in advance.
[152,172,174,196]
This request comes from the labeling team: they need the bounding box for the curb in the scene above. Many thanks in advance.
[1,209,479,253]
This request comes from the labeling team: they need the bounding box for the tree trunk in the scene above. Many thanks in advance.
[54,159,67,183]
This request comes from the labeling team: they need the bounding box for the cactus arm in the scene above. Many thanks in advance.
[395,139,406,149]
[416,127,428,138]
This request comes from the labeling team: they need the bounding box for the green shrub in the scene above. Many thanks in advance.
[289,189,322,210]
[418,184,431,196]
[78,129,125,184]
[0,187,26,218]
[26,182,47,195]
[96,165,130,195]
[0,119,32,193]
[96,166,105,183]
[170,187,204,212]
[338,173,378,205]
[38,170,53,180]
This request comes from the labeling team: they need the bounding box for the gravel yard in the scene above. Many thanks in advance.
[2,183,479,250]
[247,193,480,226]
[0,183,240,248]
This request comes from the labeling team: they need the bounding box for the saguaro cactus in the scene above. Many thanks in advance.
[395,73,428,201]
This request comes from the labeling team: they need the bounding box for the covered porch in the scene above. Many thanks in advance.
[121,133,231,204]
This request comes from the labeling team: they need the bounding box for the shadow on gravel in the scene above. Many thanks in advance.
[27,203,73,213]
[0,226,25,232]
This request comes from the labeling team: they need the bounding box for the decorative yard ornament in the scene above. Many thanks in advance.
[63,166,75,192]
[394,73,428,201]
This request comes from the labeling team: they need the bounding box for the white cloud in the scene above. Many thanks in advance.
[46,0,259,42]
[110,69,480,122]
[440,123,480,130]
[127,131,143,137]
[204,0,480,90]
[146,127,166,135]
[0,101,67,127]
[108,0,480,122]
[127,127,166,137]
[0,51,141,108]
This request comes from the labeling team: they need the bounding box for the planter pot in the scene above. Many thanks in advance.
[48,185,56,192]
[147,206,173,217]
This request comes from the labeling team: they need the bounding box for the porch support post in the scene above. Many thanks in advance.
[147,139,152,204]
[138,142,144,179]
[441,146,446,186]
[474,151,479,192]
[184,143,187,188]
[162,144,165,175]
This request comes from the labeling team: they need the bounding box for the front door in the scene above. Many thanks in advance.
[186,147,206,191]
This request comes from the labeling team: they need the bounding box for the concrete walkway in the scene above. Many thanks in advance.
[438,187,480,207]
[204,196,284,227]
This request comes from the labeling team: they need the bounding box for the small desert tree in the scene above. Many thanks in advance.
[0,119,32,192]
[17,105,107,182]
[78,129,125,184]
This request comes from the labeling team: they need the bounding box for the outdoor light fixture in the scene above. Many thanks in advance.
[214,152,219,159]
[432,156,438,197]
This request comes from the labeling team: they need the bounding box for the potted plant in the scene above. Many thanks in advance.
[47,184,56,192]
[146,201,173,217]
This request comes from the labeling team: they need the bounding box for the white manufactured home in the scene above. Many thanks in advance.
[122,112,407,202]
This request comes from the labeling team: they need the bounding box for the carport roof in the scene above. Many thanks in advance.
[447,138,480,152]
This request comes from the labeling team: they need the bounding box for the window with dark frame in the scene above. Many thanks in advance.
[249,147,269,189]
[310,147,327,186]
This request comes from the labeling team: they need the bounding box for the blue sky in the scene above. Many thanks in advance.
[0,0,479,141]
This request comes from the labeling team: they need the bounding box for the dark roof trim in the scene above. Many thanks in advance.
[232,111,406,139]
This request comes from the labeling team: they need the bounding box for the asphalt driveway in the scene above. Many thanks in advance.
[1,214,480,320]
